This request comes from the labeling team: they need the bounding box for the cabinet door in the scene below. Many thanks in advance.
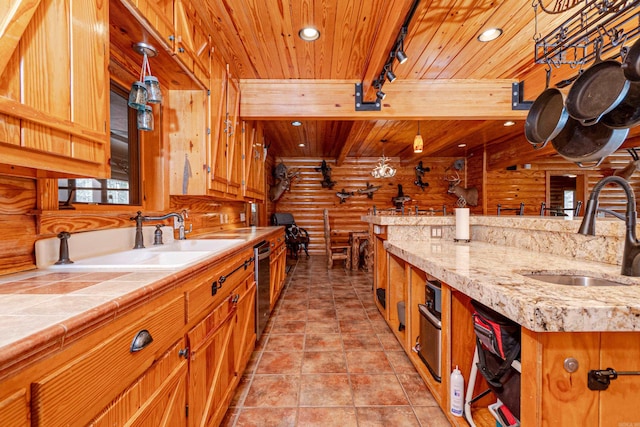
[242,121,266,201]
[174,0,210,86]
[187,295,238,427]
[0,389,29,427]
[127,0,175,49]
[0,0,110,178]
[225,76,241,197]
[209,55,229,195]
[168,90,209,195]
[233,278,257,374]
[90,340,188,427]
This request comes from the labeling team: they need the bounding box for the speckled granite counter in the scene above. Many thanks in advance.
[384,239,640,332]
[0,227,280,373]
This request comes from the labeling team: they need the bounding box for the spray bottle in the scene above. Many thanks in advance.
[450,365,464,417]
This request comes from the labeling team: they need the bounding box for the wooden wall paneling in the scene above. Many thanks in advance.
[169,196,246,235]
[0,36,21,147]
[270,157,460,255]
[0,175,37,275]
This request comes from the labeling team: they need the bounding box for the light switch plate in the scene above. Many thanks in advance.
[431,226,442,238]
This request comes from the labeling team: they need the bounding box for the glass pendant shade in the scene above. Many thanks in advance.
[144,76,162,104]
[413,134,424,153]
[137,105,154,131]
[128,81,147,109]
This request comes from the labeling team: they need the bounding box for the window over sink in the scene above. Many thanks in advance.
[58,82,141,206]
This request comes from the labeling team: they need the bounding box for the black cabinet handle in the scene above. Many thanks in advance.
[178,347,189,359]
[211,257,254,296]
[130,329,153,353]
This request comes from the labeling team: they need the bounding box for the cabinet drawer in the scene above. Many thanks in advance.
[31,296,185,427]
[185,248,254,322]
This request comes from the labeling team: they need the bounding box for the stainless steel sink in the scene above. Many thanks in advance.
[523,273,628,287]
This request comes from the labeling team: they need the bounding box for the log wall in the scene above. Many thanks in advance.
[270,156,463,256]
[0,175,37,275]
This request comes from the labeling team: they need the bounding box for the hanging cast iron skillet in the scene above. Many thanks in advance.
[551,116,629,167]
[524,87,569,149]
[565,50,630,126]
[601,81,640,129]
[621,38,640,81]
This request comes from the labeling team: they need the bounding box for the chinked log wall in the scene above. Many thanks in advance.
[270,157,462,256]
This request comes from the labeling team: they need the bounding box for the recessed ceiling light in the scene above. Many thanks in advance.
[458,143,467,148]
[477,28,503,42]
[298,143,305,147]
[503,120,515,127]
[299,27,320,41]
[291,121,302,126]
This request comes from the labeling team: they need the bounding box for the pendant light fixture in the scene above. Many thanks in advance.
[413,121,424,153]
[128,42,162,131]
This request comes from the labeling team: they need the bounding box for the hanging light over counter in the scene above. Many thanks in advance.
[413,121,423,153]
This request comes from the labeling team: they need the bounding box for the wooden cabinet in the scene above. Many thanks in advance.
[269,231,287,310]
[89,339,188,427]
[0,0,110,178]
[168,89,209,195]
[241,121,266,201]
[125,0,176,50]
[186,266,255,427]
[210,53,242,199]
[174,0,211,85]
[0,389,28,427]
[31,296,185,427]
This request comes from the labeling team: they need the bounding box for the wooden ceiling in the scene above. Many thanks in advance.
[194,0,637,166]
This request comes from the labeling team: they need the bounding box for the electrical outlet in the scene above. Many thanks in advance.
[240,212,246,222]
[431,226,443,238]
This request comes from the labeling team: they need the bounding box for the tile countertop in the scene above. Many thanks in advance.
[384,238,640,333]
[0,227,280,376]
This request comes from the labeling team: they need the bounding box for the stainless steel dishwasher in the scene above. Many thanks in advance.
[254,240,271,341]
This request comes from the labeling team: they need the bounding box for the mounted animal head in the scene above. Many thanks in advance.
[444,170,478,207]
[269,162,299,202]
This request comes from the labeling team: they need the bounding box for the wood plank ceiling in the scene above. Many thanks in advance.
[196,0,639,166]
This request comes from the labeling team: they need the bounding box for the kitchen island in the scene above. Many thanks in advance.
[365,214,640,427]
[0,226,285,427]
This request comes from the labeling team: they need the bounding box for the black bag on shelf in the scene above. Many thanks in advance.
[471,300,521,420]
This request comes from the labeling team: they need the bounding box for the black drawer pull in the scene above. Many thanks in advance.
[211,257,254,296]
[130,329,153,353]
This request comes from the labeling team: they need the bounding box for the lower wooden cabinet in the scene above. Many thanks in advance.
[269,232,286,310]
[0,389,28,427]
[187,278,256,427]
[89,340,188,427]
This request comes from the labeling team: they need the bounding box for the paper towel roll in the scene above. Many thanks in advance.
[455,208,470,241]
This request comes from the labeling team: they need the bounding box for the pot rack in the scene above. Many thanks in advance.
[534,0,640,68]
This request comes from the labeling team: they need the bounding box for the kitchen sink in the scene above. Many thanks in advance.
[151,239,244,252]
[523,273,628,287]
[49,249,213,269]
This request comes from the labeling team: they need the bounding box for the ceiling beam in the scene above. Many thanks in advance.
[0,0,42,76]
[240,79,528,120]
[336,121,379,166]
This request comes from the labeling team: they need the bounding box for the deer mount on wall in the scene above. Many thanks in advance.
[444,161,478,207]
[269,162,299,202]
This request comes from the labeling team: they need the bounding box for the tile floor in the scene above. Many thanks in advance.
[221,256,451,427]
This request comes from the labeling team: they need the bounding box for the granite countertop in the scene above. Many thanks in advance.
[0,227,280,377]
[384,238,640,333]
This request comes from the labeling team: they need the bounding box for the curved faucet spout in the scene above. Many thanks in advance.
[578,175,640,276]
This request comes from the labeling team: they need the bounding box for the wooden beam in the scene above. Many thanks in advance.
[0,0,42,76]
[240,79,528,120]
[336,121,378,166]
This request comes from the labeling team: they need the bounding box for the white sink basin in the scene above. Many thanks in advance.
[50,249,213,270]
[151,239,243,253]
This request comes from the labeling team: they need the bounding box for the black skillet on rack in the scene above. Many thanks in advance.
[565,41,630,126]
[524,68,570,150]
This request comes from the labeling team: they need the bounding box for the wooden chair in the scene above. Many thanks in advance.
[323,209,351,269]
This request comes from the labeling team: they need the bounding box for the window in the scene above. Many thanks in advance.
[59,83,141,205]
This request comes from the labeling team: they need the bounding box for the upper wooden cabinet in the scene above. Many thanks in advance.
[174,0,211,86]
[0,0,110,178]
[242,121,266,201]
[210,55,242,199]
[126,0,176,50]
